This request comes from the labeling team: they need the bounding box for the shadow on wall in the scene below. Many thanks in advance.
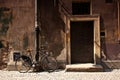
[40,24,65,58]
[39,9,65,58]
[37,0,65,58]
[49,30,64,58]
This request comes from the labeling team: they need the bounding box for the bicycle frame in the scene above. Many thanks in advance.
[15,48,57,73]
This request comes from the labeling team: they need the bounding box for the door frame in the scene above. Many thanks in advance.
[66,15,100,64]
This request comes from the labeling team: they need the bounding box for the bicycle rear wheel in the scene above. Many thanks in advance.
[15,57,31,73]
[41,56,57,72]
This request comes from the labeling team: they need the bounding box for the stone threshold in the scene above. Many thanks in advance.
[65,63,103,72]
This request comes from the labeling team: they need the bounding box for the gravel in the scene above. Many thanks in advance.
[0,69,120,80]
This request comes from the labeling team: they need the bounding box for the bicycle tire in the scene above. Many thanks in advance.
[15,57,31,73]
[41,56,57,72]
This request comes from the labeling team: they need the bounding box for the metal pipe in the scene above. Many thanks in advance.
[35,27,39,62]
[35,0,37,28]
[118,1,120,40]
[35,0,40,61]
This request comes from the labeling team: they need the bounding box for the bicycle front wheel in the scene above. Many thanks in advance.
[15,57,31,73]
[41,56,57,72]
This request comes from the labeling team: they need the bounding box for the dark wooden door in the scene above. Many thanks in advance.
[70,21,94,64]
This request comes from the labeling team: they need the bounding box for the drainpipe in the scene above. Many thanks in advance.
[35,0,40,62]
[35,27,39,62]
[118,1,120,42]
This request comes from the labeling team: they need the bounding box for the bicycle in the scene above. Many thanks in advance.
[14,47,58,73]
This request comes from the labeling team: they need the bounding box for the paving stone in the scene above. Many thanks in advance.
[0,69,120,80]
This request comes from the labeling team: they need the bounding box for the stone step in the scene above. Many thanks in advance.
[65,63,103,72]
[7,62,18,71]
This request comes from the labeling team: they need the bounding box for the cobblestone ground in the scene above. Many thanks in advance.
[0,69,120,80]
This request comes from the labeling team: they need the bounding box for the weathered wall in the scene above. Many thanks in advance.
[0,0,35,69]
[92,0,119,60]
[0,0,35,50]
[0,0,120,69]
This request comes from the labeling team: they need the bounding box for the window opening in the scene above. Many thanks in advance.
[72,2,90,15]
[105,0,113,3]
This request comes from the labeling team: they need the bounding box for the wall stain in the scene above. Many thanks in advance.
[0,7,12,36]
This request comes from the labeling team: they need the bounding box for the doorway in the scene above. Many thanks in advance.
[70,21,94,64]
